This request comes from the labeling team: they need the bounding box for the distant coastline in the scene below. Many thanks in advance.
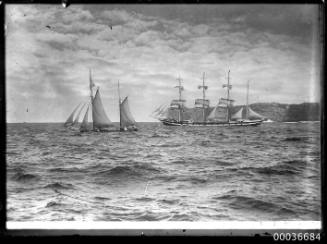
[6,102,320,123]
[237,102,320,122]
[175,102,320,123]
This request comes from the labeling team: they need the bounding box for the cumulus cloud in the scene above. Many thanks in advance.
[6,4,321,122]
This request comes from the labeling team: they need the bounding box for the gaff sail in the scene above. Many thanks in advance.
[120,96,137,129]
[247,107,265,120]
[92,88,113,130]
[231,107,243,121]
[64,102,82,126]
[207,104,228,122]
[72,103,86,125]
[80,104,92,132]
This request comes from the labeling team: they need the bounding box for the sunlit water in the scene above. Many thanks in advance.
[6,122,321,221]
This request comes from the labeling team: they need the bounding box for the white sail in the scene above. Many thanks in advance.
[156,106,167,118]
[92,88,113,130]
[80,104,92,132]
[153,104,167,118]
[120,96,137,128]
[231,107,243,121]
[207,104,228,122]
[64,103,82,126]
[247,107,265,120]
[152,104,164,116]
[72,103,86,125]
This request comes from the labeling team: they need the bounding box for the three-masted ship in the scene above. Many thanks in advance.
[64,69,137,132]
[154,70,264,127]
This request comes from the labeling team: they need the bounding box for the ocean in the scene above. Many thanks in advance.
[6,122,321,221]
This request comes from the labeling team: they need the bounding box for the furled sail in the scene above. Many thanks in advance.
[247,107,265,120]
[120,96,136,128]
[64,103,81,126]
[231,107,243,121]
[72,103,86,125]
[80,104,92,132]
[207,104,228,122]
[92,88,113,130]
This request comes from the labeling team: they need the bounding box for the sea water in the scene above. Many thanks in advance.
[6,122,321,221]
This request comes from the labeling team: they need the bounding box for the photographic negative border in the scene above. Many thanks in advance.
[0,0,325,239]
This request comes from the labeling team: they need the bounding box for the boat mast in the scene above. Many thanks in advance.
[118,80,122,129]
[89,69,94,128]
[246,80,250,120]
[198,72,207,122]
[89,69,94,101]
[222,70,232,122]
[176,76,184,122]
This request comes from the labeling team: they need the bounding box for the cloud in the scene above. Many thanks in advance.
[6,4,320,122]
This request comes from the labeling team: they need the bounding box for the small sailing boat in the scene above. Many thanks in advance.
[230,80,266,122]
[24,107,29,123]
[64,69,137,132]
[159,70,264,127]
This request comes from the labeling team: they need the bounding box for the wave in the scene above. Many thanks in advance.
[178,176,208,185]
[149,133,170,138]
[215,195,296,215]
[93,162,164,180]
[233,160,308,176]
[48,167,82,173]
[44,182,75,190]
[45,201,66,208]
[135,196,154,202]
[11,172,39,182]
[158,198,180,205]
[283,136,311,142]
[94,196,111,201]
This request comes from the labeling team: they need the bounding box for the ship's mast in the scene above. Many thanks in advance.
[89,69,94,127]
[198,72,207,122]
[118,80,122,129]
[246,80,250,120]
[227,70,231,121]
[222,70,233,122]
[202,73,206,122]
[89,69,93,101]
[175,76,184,122]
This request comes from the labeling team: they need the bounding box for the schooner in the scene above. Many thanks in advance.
[155,70,265,126]
[64,69,137,132]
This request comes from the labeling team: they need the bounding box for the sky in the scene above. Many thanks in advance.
[5,4,322,122]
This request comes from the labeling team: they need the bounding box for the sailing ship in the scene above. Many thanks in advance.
[156,70,265,126]
[64,69,137,132]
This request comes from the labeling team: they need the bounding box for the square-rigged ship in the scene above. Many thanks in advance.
[154,70,265,127]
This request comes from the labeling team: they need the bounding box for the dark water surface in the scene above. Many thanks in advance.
[6,122,321,221]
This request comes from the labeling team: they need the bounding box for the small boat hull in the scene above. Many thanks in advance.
[161,119,263,127]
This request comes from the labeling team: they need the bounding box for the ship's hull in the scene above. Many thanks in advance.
[160,119,263,127]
